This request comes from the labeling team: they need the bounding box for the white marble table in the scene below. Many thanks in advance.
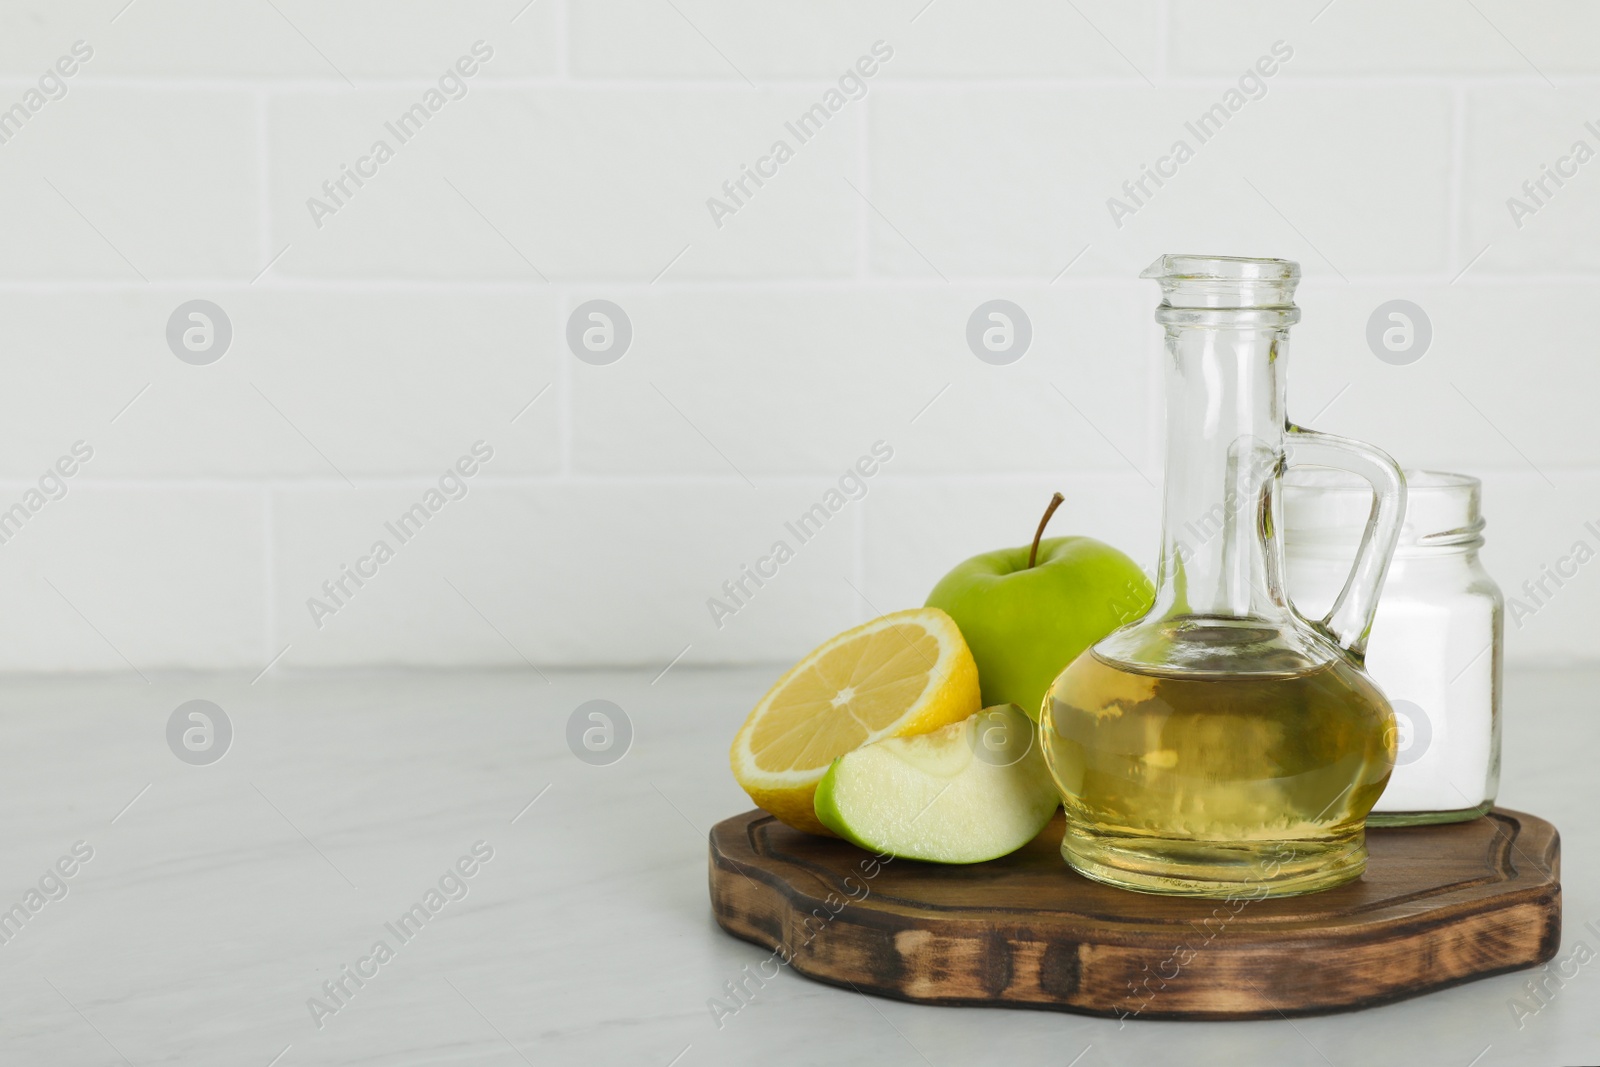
[0,665,1593,1066]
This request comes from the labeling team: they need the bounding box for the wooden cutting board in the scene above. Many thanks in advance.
[708,808,1560,1020]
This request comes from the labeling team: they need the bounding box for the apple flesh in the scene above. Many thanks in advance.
[927,535,1152,722]
[813,706,1059,864]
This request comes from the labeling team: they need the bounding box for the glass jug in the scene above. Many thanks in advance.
[1041,255,1406,899]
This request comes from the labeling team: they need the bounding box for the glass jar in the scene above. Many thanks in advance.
[1283,470,1501,826]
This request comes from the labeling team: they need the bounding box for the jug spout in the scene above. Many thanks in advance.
[1138,255,1169,280]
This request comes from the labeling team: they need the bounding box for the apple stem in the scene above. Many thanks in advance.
[1028,493,1065,569]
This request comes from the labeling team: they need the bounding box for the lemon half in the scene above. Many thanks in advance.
[730,608,981,834]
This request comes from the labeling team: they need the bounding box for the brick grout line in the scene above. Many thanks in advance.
[1155,0,1170,82]
[1143,296,1164,480]
[0,649,1587,675]
[856,89,871,280]
[18,467,1598,492]
[852,493,867,627]
[263,486,277,667]
[8,274,1600,293]
[1448,83,1469,272]
[13,74,1600,91]
[557,288,573,478]
[256,90,273,271]
[554,0,571,80]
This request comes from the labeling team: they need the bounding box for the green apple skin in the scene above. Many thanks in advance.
[813,709,1059,864]
[926,536,1153,722]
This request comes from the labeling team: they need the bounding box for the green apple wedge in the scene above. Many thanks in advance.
[813,706,1059,864]
[926,493,1153,722]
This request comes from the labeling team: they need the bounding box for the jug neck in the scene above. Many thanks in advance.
[1146,257,1302,625]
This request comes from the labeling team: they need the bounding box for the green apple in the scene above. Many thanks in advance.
[813,706,1058,864]
[925,494,1153,721]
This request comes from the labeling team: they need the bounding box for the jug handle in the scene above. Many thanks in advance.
[1283,426,1407,659]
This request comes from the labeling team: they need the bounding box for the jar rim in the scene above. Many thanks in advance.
[1283,468,1485,548]
[1283,468,1480,494]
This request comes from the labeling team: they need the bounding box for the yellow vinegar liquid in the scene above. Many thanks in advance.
[1042,648,1395,898]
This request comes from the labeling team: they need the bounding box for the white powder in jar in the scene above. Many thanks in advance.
[1283,470,1501,821]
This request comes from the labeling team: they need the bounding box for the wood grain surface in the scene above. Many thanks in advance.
[708,808,1561,1020]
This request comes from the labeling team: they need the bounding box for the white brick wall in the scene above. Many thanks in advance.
[0,0,1595,672]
